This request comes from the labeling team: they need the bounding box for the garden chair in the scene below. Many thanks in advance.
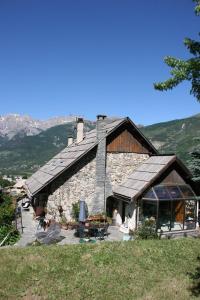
[78,224,86,243]
[97,223,109,240]
[89,225,99,239]
[36,216,46,230]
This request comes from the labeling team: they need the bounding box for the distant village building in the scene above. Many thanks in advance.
[11,178,26,195]
[25,116,199,233]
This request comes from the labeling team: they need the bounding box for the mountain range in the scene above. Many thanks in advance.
[0,113,199,176]
[0,114,78,139]
[141,113,200,161]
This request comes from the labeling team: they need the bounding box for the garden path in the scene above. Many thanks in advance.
[15,202,37,247]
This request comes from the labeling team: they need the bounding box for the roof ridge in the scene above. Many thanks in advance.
[25,116,156,196]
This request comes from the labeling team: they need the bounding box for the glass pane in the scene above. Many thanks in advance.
[154,186,171,200]
[143,188,157,200]
[138,200,157,225]
[167,186,183,199]
[185,200,196,229]
[157,201,171,232]
[179,185,196,198]
[171,200,184,231]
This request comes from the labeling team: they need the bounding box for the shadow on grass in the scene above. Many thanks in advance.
[188,256,200,297]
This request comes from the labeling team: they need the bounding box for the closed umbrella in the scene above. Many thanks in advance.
[79,200,86,222]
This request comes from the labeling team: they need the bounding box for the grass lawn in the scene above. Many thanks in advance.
[1,239,200,299]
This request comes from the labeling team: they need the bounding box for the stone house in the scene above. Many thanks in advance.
[25,115,199,233]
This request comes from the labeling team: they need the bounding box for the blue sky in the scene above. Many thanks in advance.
[0,0,199,125]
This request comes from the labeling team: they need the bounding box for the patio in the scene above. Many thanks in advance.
[15,202,124,247]
[58,225,124,245]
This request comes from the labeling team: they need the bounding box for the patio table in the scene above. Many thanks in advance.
[76,223,109,239]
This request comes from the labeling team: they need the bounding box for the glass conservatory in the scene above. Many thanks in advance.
[138,184,197,232]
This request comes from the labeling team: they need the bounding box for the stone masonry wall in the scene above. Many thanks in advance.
[106,153,149,186]
[47,152,96,221]
[46,152,149,221]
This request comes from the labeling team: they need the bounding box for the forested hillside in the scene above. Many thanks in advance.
[0,114,200,175]
[0,121,94,175]
[141,113,200,162]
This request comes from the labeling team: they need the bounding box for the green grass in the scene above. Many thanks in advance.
[1,239,200,299]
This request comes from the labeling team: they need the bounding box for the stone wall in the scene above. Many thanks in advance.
[46,151,96,221]
[46,151,149,221]
[106,153,149,186]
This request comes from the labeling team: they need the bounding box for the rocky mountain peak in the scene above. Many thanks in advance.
[0,113,78,139]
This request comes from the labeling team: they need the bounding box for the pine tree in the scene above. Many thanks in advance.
[187,151,200,182]
[154,0,200,102]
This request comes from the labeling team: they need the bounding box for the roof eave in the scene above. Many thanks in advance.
[25,141,99,197]
[126,117,158,154]
[113,155,179,201]
[25,118,127,197]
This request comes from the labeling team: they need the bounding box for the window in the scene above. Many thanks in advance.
[139,184,197,232]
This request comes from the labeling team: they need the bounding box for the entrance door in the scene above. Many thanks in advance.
[174,200,184,223]
[171,200,184,230]
[122,202,128,223]
[106,197,118,218]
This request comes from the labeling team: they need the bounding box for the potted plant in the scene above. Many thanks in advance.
[59,215,68,230]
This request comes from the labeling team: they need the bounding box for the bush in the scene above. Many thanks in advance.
[71,201,80,221]
[0,176,15,188]
[0,194,20,245]
[0,195,15,226]
[134,219,158,240]
[0,225,19,246]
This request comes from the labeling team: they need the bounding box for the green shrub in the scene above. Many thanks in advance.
[71,201,80,221]
[0,194,20,246]
[0,195,15,226]
[0,176,15,187]
[0,225,19,246]
[134,219,158,240]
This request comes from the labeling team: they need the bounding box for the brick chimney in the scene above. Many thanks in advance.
[76,117,84,143]
[92,115,107,214]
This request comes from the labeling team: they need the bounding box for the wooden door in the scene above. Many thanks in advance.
[174,201,184,222]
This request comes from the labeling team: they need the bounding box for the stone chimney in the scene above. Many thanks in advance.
[68,135,73,146]
[92,115,107,214]
[76,117,84,143]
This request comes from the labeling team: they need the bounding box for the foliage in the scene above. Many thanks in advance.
[0,239,200,299]
[154,0,200,102]
[0,194,19,246]
[134,219,159,240]
[1,114,200,176]
[106,216,112,224]
[0,194,15,226]
[71,201,80,221]
[187,150,200,181]
[0,121,95,175]
[0,176,14,188]
[194,0,200,15]
[59,214,68,225]
[140,114,200,163]
[0,225,19,246]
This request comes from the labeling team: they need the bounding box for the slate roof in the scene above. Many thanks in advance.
[113,155,191,201]
[25,116,159,197]
[26,117,151,197]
